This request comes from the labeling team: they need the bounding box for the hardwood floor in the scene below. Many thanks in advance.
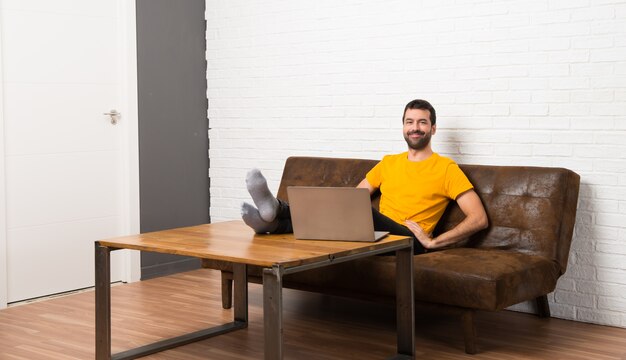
[1,269,625,359]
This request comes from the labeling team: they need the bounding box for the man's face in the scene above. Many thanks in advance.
[403,108,436,151]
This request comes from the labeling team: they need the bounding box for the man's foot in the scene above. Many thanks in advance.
[246,168,279,222]
[241,202,278,234]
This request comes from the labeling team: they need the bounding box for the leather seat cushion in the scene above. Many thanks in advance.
[412,248,561,310]
[204,247,561,311]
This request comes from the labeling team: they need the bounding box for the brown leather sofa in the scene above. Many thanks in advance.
[203,156,580,354]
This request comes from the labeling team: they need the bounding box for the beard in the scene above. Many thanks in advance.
[404,130,432,150]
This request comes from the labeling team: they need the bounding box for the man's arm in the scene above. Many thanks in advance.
[357,178,377,195]
[405,189,488,250]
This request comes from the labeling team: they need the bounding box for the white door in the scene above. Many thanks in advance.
[0,0,140,305]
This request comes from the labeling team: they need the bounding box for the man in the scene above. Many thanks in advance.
[241,99,488,253]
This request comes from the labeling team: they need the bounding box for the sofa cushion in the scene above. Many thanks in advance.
[266,248,561,311]
[205,247,561,312]
[412,248,561,310]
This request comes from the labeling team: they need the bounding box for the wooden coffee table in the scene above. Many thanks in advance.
[95,220,414,359]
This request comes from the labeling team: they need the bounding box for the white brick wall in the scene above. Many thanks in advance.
[206,0,626,328]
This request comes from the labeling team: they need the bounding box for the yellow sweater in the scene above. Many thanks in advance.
[366,152,473,234]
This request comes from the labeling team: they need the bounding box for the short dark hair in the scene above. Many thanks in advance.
[403,99,436,125]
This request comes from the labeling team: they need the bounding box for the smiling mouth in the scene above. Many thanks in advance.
[408,131,425,137]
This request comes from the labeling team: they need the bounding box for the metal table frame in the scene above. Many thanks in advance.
[95,241,414,359]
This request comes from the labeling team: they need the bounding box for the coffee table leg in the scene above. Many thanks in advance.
[396,246,415,358]
[95,242,111,360]
[232,263,248,325]
[263,265,284,359]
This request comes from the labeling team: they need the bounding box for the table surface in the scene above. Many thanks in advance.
[96,220,411,268]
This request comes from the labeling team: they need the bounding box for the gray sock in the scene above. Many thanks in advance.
[246,168,279,222]
[241,202,278,234]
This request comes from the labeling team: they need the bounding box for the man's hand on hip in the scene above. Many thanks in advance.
[405,220,433,249]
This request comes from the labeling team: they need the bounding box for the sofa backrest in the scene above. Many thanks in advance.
[438,164,580,275]
[277,156,580,275]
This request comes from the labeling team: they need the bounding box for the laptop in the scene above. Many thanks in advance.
[287,186,388,242]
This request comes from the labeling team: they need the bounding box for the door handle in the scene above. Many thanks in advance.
[104,109,120,125]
